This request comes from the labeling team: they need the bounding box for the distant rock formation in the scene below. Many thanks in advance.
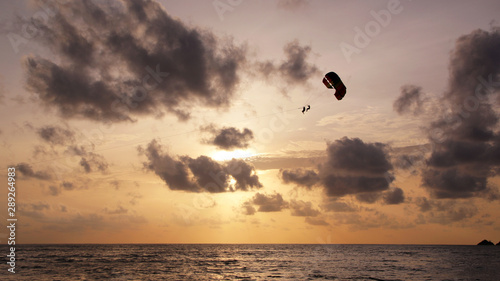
[477,239,494,245]
[497,241,500,246]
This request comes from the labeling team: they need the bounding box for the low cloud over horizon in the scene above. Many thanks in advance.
[139,139,262,193]
[280,137,401,205]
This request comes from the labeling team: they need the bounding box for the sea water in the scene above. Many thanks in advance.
[6,244,500,280]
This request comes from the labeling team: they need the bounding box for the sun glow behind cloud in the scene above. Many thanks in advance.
[210,149,258,162]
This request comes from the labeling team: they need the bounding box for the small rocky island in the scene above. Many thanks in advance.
[477,239,495,245]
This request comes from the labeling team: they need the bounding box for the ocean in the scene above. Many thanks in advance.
[6,244,500,280]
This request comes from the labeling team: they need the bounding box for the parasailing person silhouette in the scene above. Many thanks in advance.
[299,71,348,114]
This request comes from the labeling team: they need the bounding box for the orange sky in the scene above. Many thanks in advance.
[1,0,500,245]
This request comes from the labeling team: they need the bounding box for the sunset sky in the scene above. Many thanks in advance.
[1,0,499,244]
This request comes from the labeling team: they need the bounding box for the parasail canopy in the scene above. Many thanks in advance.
[323,72,347,100]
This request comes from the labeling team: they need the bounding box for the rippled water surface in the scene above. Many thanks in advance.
[8,244,500,280]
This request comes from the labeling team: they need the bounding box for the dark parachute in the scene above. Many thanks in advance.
[323,72,346,100]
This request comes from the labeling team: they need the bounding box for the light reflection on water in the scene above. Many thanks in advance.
[11,244,500,280]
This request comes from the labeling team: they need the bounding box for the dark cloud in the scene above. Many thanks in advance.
[103,205,128,215]
[18,202,50,219]
[382,187,405,205]
[414,197,433,212]
[322,137,393,197]
[321,199,359,212]
[278,40,319,84]
[334,211,414,231]
[241,201,257,215]
[280,137,394,201]
[393,85,426,115]
[76,211,146,230]
[139,140,262,192]
[325,137,392,176]
[128,192,143,205]
[256,61,275,78]
[48,180,85,196]
[420,27,500,199]
[79,152,109,173]
[250,192,288,212]
[280,168,319,188]
[414,197,478,225]
[15,162,52,180]
[33,124,110,173]
[203,125,254,150]
[61,181,75,190]
[255,40,319,85]
[445,28,500,106]
[184,155,228,192]
[63,145,109,173]
[65,180,86,191]
[355,192,382,204]
[305,217,329,226]
[33,145,52,159]
[289,200,320,217]
[438,205,478,224]
[31,202,50,211]
[422,169,487,199]
[323,175,389,198]
[48,185,60,196]
[426,140,499,169]
[389,144,430,174]
[225,159,263,191]
[393,153,425,172]
[23,0,247,122]
[139,140,197,191]
[37,126,75,145]
[66,145,89,156]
